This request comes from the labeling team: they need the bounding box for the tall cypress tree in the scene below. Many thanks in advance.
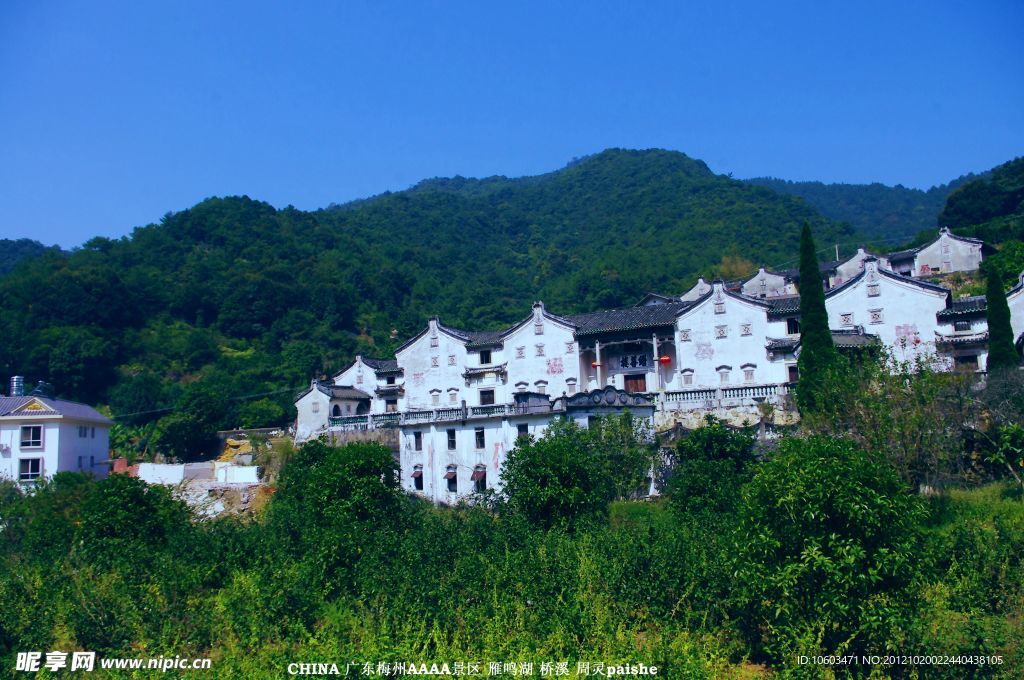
[986,268,1019,372]
[796,222,837,411]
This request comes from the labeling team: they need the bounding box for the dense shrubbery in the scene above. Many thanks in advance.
[2,391,1023,677]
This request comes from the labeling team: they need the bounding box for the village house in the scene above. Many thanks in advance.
[0,378,111,484]
[294,227,1021,503]
[886,227,985,277]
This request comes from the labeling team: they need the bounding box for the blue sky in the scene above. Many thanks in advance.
[1,1,1022,248]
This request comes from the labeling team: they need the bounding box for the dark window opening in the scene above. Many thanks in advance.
[788,365,799,383]
[19,458,41,482]
[447,429,457,450]
[387,376,396,385]
[787,318,801,335]
[954,355,979,371]
[386,399,398,412]
[516,423,529,440]
[480,389,495,405]
[412,466,423,491]
[332,404,341,417]
[20,425,42,448]
[472,466,487,493]
[445,466,458,493]
[414,431,422,451]
[954,321,971,332]
[475,427,485,449]
[479,349,491,365]
[588,415,599,428]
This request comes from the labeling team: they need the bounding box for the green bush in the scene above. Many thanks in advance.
[733,435,926,663]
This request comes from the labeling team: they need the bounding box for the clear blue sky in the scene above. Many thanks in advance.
[2,1,1022,248]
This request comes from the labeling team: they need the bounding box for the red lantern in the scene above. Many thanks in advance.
[591,361,601,368]
[659,355,671,365]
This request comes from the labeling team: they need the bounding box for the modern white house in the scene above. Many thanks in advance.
[1009,271,1024,353]
[0,388,112,485]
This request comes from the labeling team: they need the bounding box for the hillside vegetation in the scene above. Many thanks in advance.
[0,149,850,448]
[745,173,979,244]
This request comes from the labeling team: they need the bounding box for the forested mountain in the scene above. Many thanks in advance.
[0,147,1002,444]
[745,173,980,243]
[0,238,63,276]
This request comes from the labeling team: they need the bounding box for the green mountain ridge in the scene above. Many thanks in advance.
[744,172,983,243]
[0,147,1015,441]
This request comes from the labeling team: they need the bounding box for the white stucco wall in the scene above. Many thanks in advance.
[397,320,471,410]
[1,418,109,482]
[1008,273,1024,346]
[825,261,948,362]
[294,387,330,442]
[831,249,891,288]
[913,229,983,276]
[674,283,791,388]
[741,269,792,298]
[502,308,579,399]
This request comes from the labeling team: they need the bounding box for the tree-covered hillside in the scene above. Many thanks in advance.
[0,149,857,442]
[745,173,980,243]
[0,238,63,276]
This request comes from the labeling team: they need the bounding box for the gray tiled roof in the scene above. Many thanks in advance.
[765,295,802,318]
[0,396,111,424]
[937,296,987,320]
[564,301,692,337]
[361,357,400,372]
[886,248,918,262]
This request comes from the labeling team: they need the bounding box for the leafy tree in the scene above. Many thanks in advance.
[795,222,839,412]
[664,415,756,514]
[584,412,659,500]
[801,350,976,489]
[986,267,1019,372]
[734,435,925,663]
[501,418,614,530]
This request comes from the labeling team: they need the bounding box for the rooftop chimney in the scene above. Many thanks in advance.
[9,376,24,397]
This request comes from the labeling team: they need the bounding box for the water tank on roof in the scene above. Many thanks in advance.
[9,376,24,397]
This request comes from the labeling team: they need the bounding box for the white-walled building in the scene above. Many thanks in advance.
[740,268,796,299]
[886,227,984,278]
[1009,271,1024,353]
[824,258,952,365]
[295,251,1022,503]
[0,394,111,484]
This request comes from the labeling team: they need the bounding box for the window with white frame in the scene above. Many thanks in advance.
[448,389,459,405]
[679,329,691,342]
[19,458,41,482]
[869,308,884,324]
[714,302,725,314]
[681,370,694,386]
[534,381,547,394]
[840,313,853,326]
[719,369,730,384]
[740,323,752,336]
[431,389,441,406]
[742,364,756,383]
[715,325,728,339]
[867,283,880,297]
[534,323,544,335]
[566,378,577,395]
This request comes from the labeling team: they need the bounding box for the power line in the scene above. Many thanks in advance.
[110,385,302,421]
